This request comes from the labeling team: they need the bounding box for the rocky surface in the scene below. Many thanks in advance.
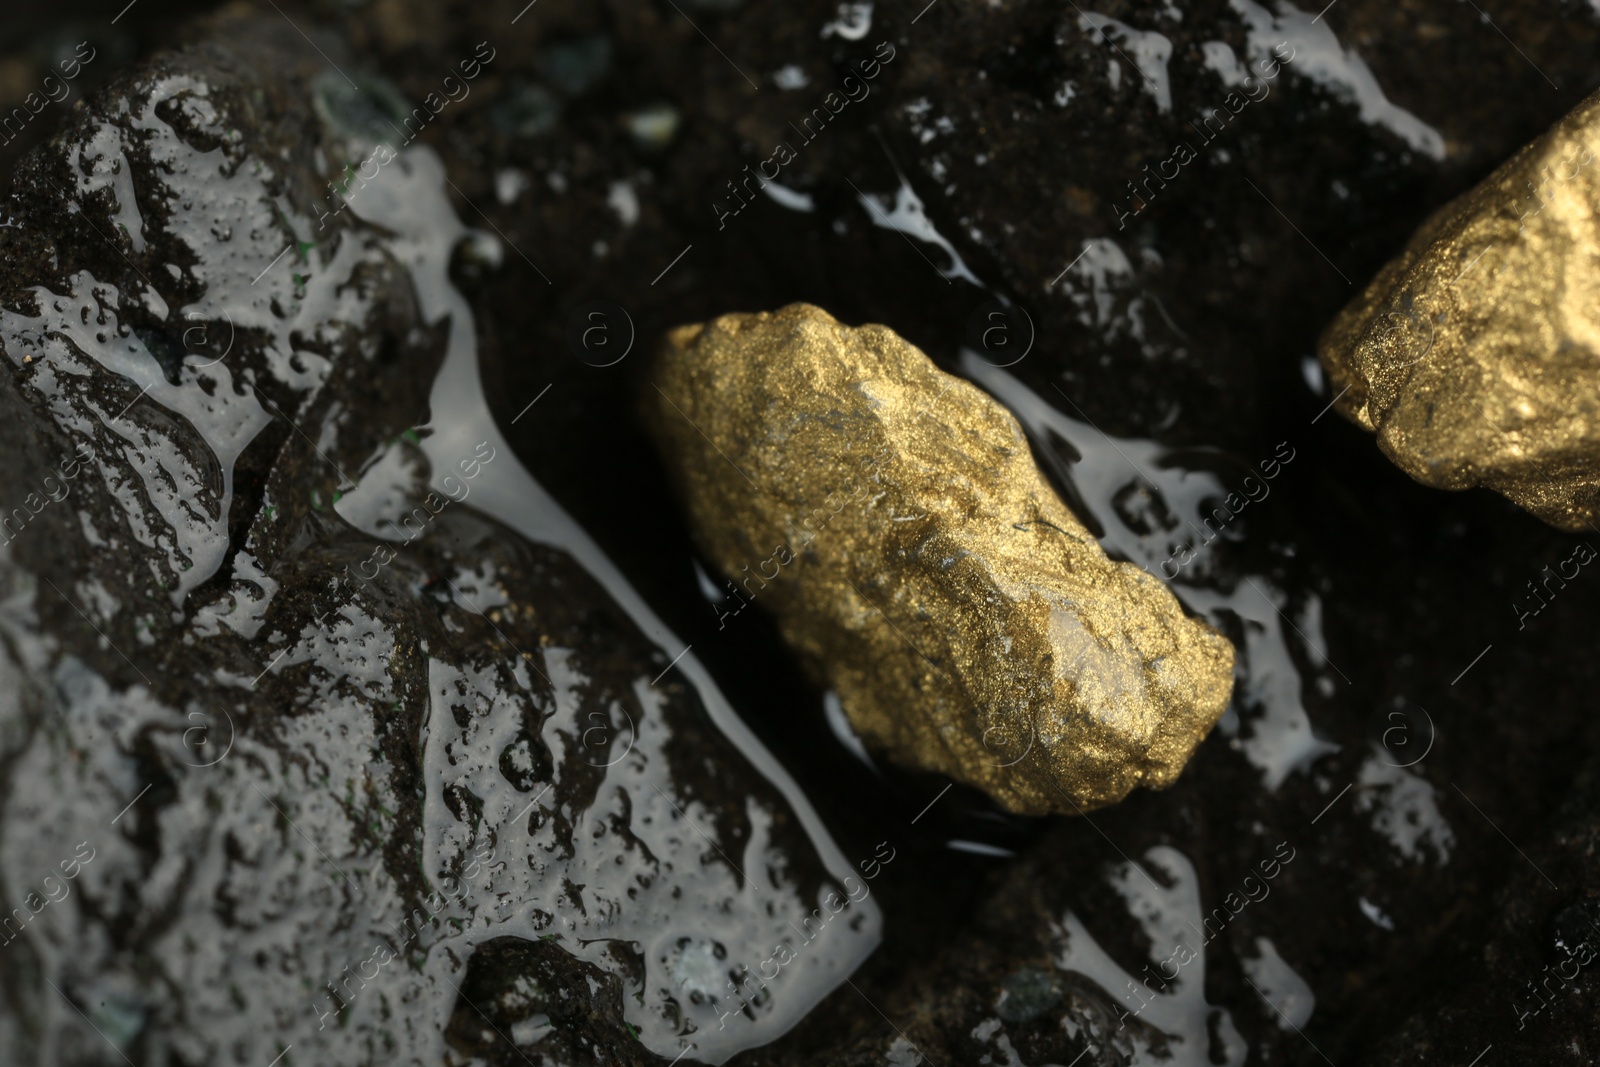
[711,378,1600,1066]
[0,16,878,1066]
[3,0,1600,1065]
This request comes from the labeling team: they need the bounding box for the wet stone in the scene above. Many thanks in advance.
[314,0,1600,1061]
[8,1,1600,1065]
[0,14,876,1067]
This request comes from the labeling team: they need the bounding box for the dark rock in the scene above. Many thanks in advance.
[1359,754,1600,1064]
[299,0,1600,1062]
[8,0,1600,1064]
[0,14,877,1066]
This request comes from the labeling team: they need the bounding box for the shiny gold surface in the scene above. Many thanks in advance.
[1319,89,1600,531]
[646,304,1235,814]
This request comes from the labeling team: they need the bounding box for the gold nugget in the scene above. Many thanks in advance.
[1319,90,1600,531]
[646,304,1234,814]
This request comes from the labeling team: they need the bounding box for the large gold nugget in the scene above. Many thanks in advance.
[1319,90,1600,531]
[646,304,1234,814]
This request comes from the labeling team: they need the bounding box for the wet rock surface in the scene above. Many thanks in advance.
[3,0,1600,1065]
[0,15,877,1066]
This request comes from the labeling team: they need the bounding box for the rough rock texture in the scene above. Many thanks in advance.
[0,17,875,1066]
[1360,750,1600,1064]
[647,304,1234,815]
[1318,87,1600,531]
[722,405,1600,1067]
[269,0,1600,1062]
[8,1,1600,1065]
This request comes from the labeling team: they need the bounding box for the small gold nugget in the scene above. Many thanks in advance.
[1319,89,1600,531]
[646,304,1234,814]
